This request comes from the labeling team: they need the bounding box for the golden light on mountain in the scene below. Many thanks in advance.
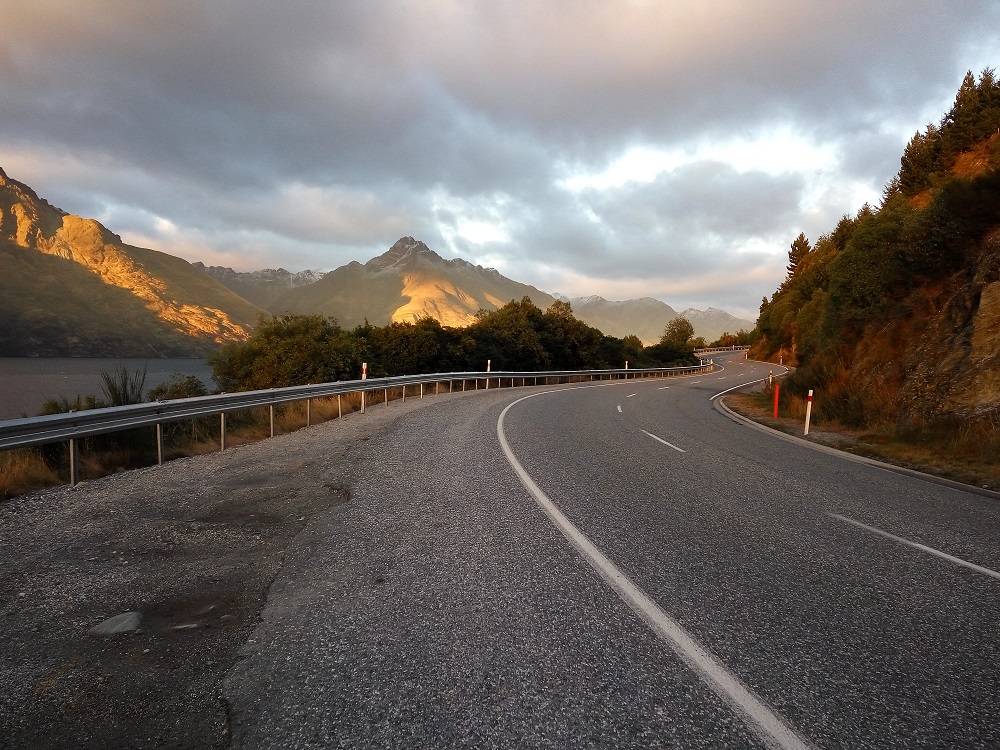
[0,167,261,356]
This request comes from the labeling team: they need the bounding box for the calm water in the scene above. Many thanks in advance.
[0,358,216,420]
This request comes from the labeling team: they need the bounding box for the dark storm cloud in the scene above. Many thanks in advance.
[1,0,998,315]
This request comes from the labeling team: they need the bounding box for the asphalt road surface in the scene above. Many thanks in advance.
[223,353,1000,749]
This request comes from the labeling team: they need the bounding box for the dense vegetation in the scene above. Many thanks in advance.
[753,69,1000,430]
[209,298,701,391]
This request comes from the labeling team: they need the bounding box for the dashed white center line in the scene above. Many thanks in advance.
[616,405,622,413]
[828,513,1000,580]
[641,429,686,453]
[657,386,670,390]
[626,393,637,398]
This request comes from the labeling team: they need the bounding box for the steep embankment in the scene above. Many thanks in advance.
[752,70,1000,432]
[0,168,263,356]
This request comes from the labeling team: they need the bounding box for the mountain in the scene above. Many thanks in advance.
[562,297,752,344]
[265,236,556,328]
[677,307,755,343]
[192,264,325,309]
[0,167,262,357]
[566,296,677,344]
[211,239,751,342]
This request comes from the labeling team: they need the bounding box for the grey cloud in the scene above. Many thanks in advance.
[2,0,998,313]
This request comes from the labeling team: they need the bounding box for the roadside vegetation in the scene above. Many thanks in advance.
[748,69,1000,483]
[3,298,721,499]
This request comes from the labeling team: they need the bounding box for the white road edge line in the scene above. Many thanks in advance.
[828,513,1000,581]
[497,392,814,750]
[709,379,766,401]
[709,367,792,402]
[640,429,686,453]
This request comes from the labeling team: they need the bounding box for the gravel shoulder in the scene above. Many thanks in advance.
[0,394,446,750]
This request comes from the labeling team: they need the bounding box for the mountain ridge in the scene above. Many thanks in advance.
[202,240,753,342]
[0,167,263,356]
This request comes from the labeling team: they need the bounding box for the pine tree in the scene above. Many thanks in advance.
[786,233,812,277]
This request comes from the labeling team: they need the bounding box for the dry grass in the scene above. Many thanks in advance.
[0,449,62,499]
[0,384,463,500]
[726,391,1000,491]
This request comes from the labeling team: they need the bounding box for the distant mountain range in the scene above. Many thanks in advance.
[0,168,752,356]
[202,238,754,342]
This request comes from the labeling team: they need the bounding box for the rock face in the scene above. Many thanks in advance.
[895,229,1000,428]
[0,167,263,357]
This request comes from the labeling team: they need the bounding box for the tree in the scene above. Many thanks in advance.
[660,317,694,345]
[209,314,355,391]
[786,233,812,277]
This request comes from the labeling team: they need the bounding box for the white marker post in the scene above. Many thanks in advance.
[361,362,367,414]
[804,389,813,436]
[486,359,491,389]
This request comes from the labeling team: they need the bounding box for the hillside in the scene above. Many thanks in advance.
[752,69,1000,432]
[0,167,263,356]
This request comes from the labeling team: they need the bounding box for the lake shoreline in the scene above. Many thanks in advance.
[0,358,216,420]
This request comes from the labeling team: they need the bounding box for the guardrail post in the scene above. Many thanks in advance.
[306,398,312,426]
[69,438,79,486]
[270,405,275,437]
[384,387,388,407]
[338,393,342,418]
[486,360,491,389]
[156,423,164,466]
[220,412,227,451]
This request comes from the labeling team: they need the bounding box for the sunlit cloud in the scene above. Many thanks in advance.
[2,0,998,317]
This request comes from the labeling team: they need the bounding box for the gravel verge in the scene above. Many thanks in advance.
[0,395,441,750]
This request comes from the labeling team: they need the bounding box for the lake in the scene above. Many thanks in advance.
[0,358,216,421]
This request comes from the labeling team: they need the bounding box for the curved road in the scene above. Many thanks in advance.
[225,353,1000,749]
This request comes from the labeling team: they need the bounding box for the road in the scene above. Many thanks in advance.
[224,353,1000,749]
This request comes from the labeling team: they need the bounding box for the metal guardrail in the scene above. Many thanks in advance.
[695,345,750,355]
[0,362,714,485]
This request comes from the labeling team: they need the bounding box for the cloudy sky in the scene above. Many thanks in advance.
[2,1,998,318]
